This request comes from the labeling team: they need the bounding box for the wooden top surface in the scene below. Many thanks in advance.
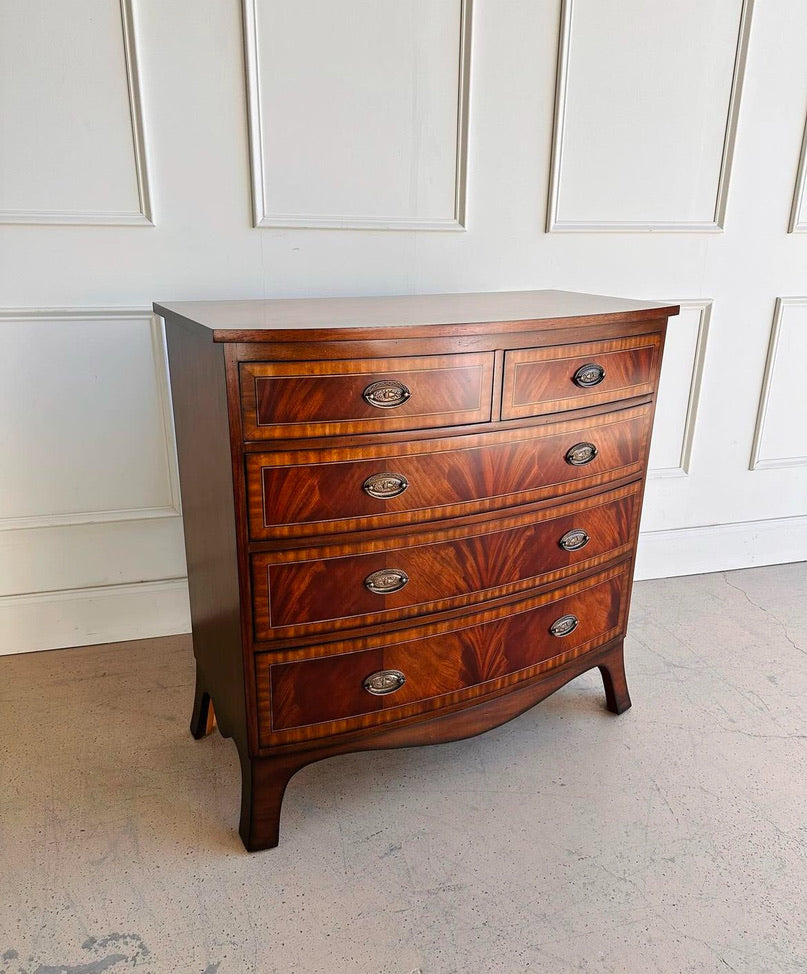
[154,290,678,343]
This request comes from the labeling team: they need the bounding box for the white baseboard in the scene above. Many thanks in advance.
[0,578,191,655]
[635,514,807,580]
[1,516,805,655]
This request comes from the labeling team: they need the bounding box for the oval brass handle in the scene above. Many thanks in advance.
[559,528,590,552]
[363,471,409,499]
[363,379,411,409]
[565,442,598,466]
[573,363,606,388]
[549,614,579,637]
[365,568,409,594]
[363,669,407,695]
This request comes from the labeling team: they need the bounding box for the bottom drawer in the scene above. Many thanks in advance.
[257,562,629,745]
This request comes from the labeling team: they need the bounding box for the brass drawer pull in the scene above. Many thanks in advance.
[363,669,407,695]
[549,614,579,637]
[363,471,409,499]
[565,441,598,466]
[559,528,590,551]
[363,379,411,408]
[365,568,409,595]
[573,363,606,388]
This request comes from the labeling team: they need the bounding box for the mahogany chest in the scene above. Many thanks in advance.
[156,290,677,851]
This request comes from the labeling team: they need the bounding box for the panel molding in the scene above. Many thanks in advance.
[0,578,190,655]
[636,514,807,580]
[545,0,753,233]
[649,300,712,479]
[0,308,179,530]
[6,512,806,653]
[788,113,807,232]
[0,0,153,227]
[749,297,807,471]
[243,0,472,230]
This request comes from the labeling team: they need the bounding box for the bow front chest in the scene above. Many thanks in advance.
[156,290,677,851]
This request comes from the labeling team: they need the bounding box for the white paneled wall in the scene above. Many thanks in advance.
[648,301,711,478]
[790,117,807,232]
[0,0,805,652]
[244,0,471,229]
[0,0,151,224]
[547,0,751,230]
[750,299,807,470]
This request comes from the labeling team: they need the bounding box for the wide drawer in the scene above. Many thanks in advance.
[502,334,661,420]
[251,481,641,641]
[239,352,495,440]
[256,563,629,745]
[245,403,652,539]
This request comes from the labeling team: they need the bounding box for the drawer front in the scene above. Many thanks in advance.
[240,352,495,440]
[251,482,641,640]
[256,564,629,744]
[502,335,661,420]
[246,404,652,539]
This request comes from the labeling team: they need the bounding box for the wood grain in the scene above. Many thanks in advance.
[239,352,494,439]
[502,334,661,419]
[259,563,629,744]
[232,318,667,364]
[251,481,641,640]
[157,289,674,849]
[162,317,247,750]
[153,289,678,342]
[246,404,652,539]
[241,637,630,849]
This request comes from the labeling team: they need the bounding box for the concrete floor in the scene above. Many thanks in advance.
[1,563,806,974]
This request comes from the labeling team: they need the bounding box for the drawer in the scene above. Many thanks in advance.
[501,334,661,420]
[251,481,641,641]
[239,352,495,440]
[256,563,629,744]
[245,403,652,539]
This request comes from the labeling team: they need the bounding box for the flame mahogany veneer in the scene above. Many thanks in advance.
[156,289,676,851]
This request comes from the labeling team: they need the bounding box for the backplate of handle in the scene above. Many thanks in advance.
[363,379,411,408]
[363,669,407,695]
[573,363,606,388]
[565,442,598,466]
[558,528,590,551]
[364,568,409,595]
[549,614,579,637]
[363,472,409,499]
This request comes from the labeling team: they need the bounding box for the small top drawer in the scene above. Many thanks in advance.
[501,334,661,420]
[239,352,495,440]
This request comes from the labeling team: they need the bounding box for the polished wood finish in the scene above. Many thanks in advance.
[240,352,494,439]
[241,637,631,851]
[246,404,652,539]
[502,334,661,419]
[251,482,640,640]
[263,563,627,742]
[158,289,675,851]
[154,289,678,342]
[190,673,217,738]
[163,316,248,751]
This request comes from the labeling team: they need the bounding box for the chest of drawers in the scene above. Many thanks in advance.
[157,290,677,851]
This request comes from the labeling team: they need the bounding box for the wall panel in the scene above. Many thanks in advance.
[0,0,152,225]
[789,116,807,232]
[750,298,807,470]
[649,301,711,477]
[547,0,752,231]
[0,309,184,652]
[244,0,471,229]
[0,311,178,526]
[0,0,806,651]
